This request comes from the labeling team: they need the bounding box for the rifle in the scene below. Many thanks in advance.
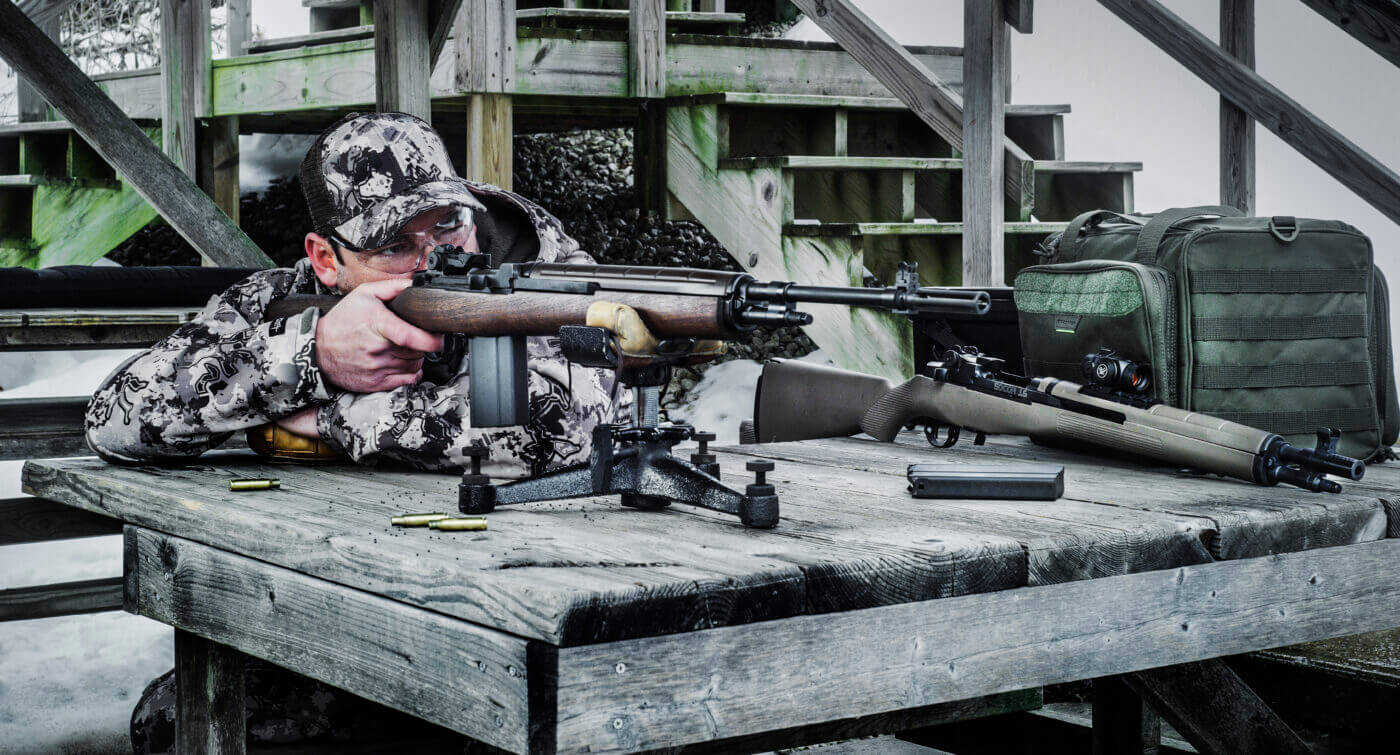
[266,246,990,527]
[745,346,1365,494]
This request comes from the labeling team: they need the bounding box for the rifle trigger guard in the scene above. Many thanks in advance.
[923,423,961,449]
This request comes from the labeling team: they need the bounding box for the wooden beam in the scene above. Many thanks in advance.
[198,117,240,225]
[1004,0,1033,33]
[0,576,123,621]
[428,0,464,69]
[0,1,272,267]
[629,0,666,98]
[1298,0,1400,70]
[374,0,432,120]
[161,0,211,178]
[635,100,666,216]
[455,0,515,93]
[1124,660,1311,755]
[225,0,252,56]
[175,629,247,755]
[962,0,1008,286]
[1098,0,1400,226]
[0,496,120,546]
[15,14,57,122]
[787,0,1034,215]
[463,93,512,188]
[1220,0,1255,213]
[556,538,1400,751]
[1092,676,1160,754]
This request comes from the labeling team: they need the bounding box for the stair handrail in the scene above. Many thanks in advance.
[1098,0,1400,227]
[1297,0,1400,71]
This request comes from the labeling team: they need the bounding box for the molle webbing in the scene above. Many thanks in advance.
[1189,269,1371,294]
[1014,269,1143,316]
[1192,314,1368,341]
[1210,406,1379,435]
[1193,361,1372,390]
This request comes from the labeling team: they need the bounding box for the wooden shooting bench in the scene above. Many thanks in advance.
[19,431,1400,754]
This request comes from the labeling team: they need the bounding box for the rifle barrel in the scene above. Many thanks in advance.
[745,283,990,315]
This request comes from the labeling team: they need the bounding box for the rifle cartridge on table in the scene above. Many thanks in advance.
[750,346,1364,494]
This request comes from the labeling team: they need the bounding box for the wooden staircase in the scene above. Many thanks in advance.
[663,90,1140,377]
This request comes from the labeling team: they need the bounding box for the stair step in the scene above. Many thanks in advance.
[0,396,90,462]
[784,221,1065,236]
[0,175,41,187]
[673,91,1071,116]
[0,120,77,136]
[516,8,745,29]
[244,25,372,55]
[721,156,1140,174]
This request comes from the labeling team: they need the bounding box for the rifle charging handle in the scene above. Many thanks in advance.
[691,432,720,478]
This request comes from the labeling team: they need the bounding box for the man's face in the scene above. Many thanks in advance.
[306,205,480,294]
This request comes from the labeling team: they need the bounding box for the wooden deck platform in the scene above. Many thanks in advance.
[20,432,1400,753]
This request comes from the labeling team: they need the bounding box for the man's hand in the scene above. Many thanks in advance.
[274,406,322,437]
[315,279,445,392]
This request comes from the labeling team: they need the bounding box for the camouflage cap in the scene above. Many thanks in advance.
[300,112,487,251]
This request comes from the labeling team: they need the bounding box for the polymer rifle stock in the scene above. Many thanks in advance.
[748,346,1365,494]
[267,246,989,427]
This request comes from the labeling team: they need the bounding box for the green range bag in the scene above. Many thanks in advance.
[1014,205,1398,461]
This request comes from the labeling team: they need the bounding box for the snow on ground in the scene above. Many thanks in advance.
[1,351,173,755]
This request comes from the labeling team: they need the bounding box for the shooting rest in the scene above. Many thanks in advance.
[458,355,780,528]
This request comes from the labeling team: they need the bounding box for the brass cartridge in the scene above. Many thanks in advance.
[428,517,488,532]
[390,513,451,527]
[229,478,281,491]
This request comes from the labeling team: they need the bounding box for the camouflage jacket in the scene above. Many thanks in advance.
[85,183,629,478]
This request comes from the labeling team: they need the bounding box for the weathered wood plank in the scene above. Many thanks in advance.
[455,0,515,93]
[15,13,57,122]
[635,100,667,215]
[963,0,1008,284]
[1220,0,1254,213]
[629,0,665,98]
[554,538,1400,753]
[1125,659,1311,755]
[1298,0,1400,71]
[517,7,745,29]
[0,1,272,268]
[1098,0,1400,226]
[0,495,120,545]
[1004,0,1033,34]
[428,0,464,68]
[130,527,531,752]
[161,0,211,178]
[175,628,247,755]
[787,0,1033,213]
[674,92,1068,114]
[244,25,374,54]
[375,0,432,119]
[225,0,251,56]
[0,576,124,621]
[198,116,240,224]
[0,395,89,462]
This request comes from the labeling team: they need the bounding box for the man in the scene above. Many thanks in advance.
[86,111,626,477]
[92,112,629,752]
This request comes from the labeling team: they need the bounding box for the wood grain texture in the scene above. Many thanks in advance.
[428,0,464,68]
[375,0,432,119]
[1099,0,1400,225]
[0,576,123,621]
[389,286,731,338]
[0,1,272,268]
[1124,659,1311,755]
[175,628,247,755]
[787,0,1033,213]
[15,14,57,122]
[1298,0,1400,71]
[455,0,515,93]
[555,538,1400,753]
[0,495,120,545]
[224,0,251,56]
[463,93,513,187]
[1220,0,1254,214]
[962,0,1007,285]
[629,0,666,98]
[161,0,211,177]
[0,395,88,461]
[130,527,531,752]
[197,115,240,224]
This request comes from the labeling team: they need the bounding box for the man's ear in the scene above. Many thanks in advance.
[305,233,340,289]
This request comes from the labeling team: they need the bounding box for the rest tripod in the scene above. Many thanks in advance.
[457,364,780,528]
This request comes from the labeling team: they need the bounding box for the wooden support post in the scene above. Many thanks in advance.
[962,0,1007,286]
[375,0,432,121]
[1124,659,1311,755]
[225,0,251,56]
[1098,0,1400,226]
[0,0,272,267]
[630,0,666,215]
[16,15,58,122]
[161,0,210,179]
[456,0,515,188]
[175,629,247,755]
[1004,0,1033,33]
[1092,675,1161,754]
[428,0,465,69]
[1220,0,1254,213]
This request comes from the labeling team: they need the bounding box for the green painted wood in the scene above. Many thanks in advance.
[516,7,745,26]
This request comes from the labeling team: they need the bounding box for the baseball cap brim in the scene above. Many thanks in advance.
[332,178,488,251]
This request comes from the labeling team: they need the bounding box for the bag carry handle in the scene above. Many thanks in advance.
[1134,205,1243,265]
[1055,209,1145,262]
